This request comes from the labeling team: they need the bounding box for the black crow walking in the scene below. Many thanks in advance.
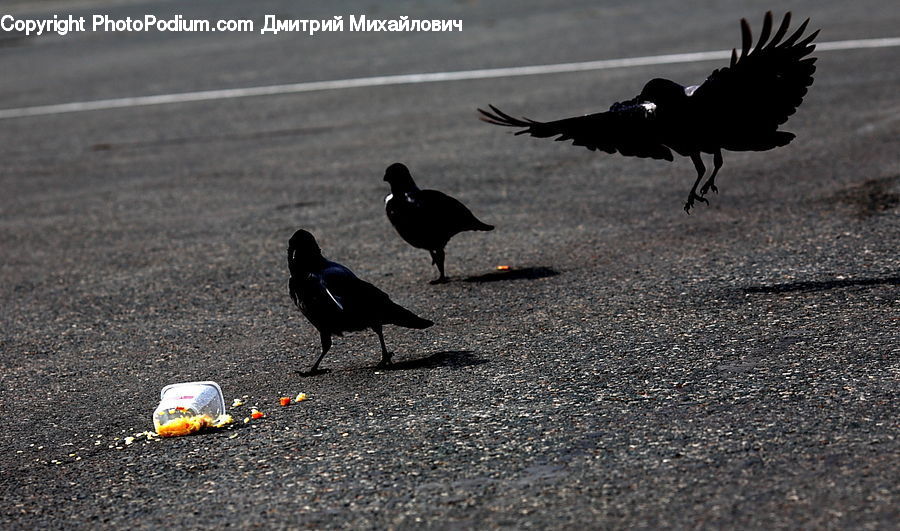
[479,12,818,212]
[287,229,433,373]
[384,163,494,283]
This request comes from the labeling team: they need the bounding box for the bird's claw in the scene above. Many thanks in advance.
[299,367,330,377]
[700,182,718,196]
[377,354,394,369]
[683,192,709,213]
[429,277,448,285]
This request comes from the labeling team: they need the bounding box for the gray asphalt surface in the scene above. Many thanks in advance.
[1,0,898,528]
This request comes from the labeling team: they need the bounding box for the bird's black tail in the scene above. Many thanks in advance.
[386,303,434,329]
[470,220,494,232]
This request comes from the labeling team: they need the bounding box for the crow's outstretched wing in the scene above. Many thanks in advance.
[692,12,818,142]
[478,103,674,161]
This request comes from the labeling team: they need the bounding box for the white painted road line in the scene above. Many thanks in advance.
[0,37,898,120]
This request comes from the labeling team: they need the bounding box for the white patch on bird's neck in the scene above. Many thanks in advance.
[384,193,393,205]
[684,85,699,96]
[640,102,657,115]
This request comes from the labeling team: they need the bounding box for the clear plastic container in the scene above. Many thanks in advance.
[153,381,226,434]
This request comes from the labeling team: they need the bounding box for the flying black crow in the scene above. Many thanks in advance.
[384,163,494,283]
[479,12,818,213]
[287,229,433,373]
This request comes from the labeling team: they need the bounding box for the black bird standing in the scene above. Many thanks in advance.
[384,163,494,283]
[479,12,818,213]
[287,229,433,373]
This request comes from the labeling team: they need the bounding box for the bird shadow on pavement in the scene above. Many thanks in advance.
[383,350,487,371]
[743,275,900,294]
[462,266,559,283]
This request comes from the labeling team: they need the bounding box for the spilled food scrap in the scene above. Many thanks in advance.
[153,381,229,437]
[149,383,310,438]
[155,411,234,438]
[43,383,314,465]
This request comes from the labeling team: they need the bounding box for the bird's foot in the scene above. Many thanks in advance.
[429,277,449,285]
[377,353,394,369]
[299,366,330,377]
[683,192,709,214]
[700,180,718,196]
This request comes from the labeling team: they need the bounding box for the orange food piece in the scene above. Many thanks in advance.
[156,415,211,437]
[279,397,291,406]
[251,411,264,419]
[496,265,511,271]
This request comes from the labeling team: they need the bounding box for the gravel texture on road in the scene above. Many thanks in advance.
[1,0,898,528]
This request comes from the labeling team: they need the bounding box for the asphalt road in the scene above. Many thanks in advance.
[1,0,898,528]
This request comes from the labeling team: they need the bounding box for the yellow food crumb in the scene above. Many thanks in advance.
[212,414,234,427]
[295,393,308,402]
[156,415,211,437]
[231,398,244,408]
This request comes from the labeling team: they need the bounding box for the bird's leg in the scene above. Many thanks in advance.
[372,325,393,368]
[700,150,723,196]
[428,248,447,284]
[309,332,331,373]
[684,153,710,214]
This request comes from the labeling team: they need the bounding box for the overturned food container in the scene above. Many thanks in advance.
[153,381,228,437]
